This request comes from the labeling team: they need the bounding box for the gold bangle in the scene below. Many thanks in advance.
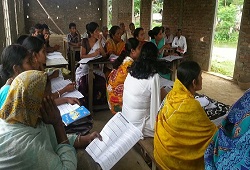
[77,134,81,143]
[60,139,69,144]
[57,90,61,98]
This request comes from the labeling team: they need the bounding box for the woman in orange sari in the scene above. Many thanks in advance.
[105,26,125,57]
[106,38,141,114]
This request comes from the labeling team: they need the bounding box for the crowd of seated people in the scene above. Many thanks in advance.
[0,21,247,169]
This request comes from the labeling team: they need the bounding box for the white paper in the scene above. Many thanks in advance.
[86,112,143,170]
[47,52,64,59]
[51,79,84,98]
[78,55,102,64]
[109,54,119,60]
[57,103,80,116]
[160,55,183,62]
[46,58,68,66]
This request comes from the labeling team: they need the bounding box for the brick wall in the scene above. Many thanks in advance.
[233,0,250,81]
[163,0,216,71]
[140,0,152,40]
[112,0,133,27]
[0,2,5,55]
[23,0,103,35]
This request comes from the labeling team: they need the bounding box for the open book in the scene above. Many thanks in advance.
[85,112,143,170]
[59,104,90,126]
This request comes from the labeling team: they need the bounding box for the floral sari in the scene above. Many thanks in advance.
[106,56,133,114]
[205,89,250,169]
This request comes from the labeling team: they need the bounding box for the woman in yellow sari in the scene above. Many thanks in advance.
[154,61,217,170]
[105,26,125,57]
[106,38,141,114]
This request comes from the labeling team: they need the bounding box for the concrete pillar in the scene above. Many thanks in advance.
[112,0,133,27]
[233,0,250,80]
[163,0,216,71]
[101,0,108,28]
[140,0,152,40]
[0,1,6,54]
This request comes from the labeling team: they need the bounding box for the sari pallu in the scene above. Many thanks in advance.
[106,56,134,114]
[154,79,217,170]
[205,89,250,169]
[105,38,125,56]
[75,39,106,107]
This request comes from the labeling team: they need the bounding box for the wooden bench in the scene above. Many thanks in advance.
[138,137,161,170]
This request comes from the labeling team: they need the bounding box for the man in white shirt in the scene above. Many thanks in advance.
[120,22,127,42]
[172,29,187,55]
[127,23,135,39]
[164,27,174,45]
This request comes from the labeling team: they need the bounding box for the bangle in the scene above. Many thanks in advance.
[77,134,81,143]
[60,139,69,144]
[56,90,61,98]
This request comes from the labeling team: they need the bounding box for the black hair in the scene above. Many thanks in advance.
[36,34,45,44]
[102,26,108,32]
[109,26,120,39]
[148,26,162,39]
[129,42,170,79]
[34,23,43,30]
[86,22,99,38]
[69,22,76,29]
[177,61,201,89]
[129,23,134,27]
[113,38,139,69]
[22,36,44,53]
[177,29,182,32]
[0,45,30,82]
[134,27,144,39]
[165,27,170,31]
[16,35,29,45]
[42,24,49,30]
[29,27,36,35]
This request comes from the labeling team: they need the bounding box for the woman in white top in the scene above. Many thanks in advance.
[75,22,107,106]
[122,42,169,137]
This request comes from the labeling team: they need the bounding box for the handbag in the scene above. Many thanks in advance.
[64,115,93,136]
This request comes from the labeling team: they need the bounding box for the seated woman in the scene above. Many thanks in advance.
[122,42,169,137]
[154,61,217,170]
[107,38,141,114]
[0,70,101,169]
[205,89,250,169]
[148,27,171,80]
[133,27,146,47]
[148,26,170,58]
[75,22,107,106]
[22,36,78,105]
[0,45,33,108]
[105,25,125,58]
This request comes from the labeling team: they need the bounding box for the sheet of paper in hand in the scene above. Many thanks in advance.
[85,112,143,170]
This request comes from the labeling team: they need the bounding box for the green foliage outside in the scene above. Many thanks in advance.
[214,0,243,43]
[211,60,235,77]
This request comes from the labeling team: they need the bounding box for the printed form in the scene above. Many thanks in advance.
[86,112,143,170]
